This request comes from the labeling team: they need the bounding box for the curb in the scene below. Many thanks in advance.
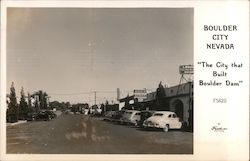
[6,120,27,126]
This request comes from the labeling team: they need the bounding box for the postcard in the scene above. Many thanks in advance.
[0,1,249,161]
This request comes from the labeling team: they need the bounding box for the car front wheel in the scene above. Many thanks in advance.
[134,120,139,127]
[163,125,169,132]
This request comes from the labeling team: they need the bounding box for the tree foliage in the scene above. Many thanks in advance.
[32,90,49,111]
[156,81,166,109]
[27,93,33,112]
[49,101,71,111]
[6,83,51,122]
[7,82,18,122]
[19,87,28,120]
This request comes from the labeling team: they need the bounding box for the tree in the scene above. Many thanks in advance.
[32,90,49,111]
[156,81,167,109]
[7,82,18,122]
[19,87,28,120]
[49,101,60,110]
[37,90,48,110]
[100,103,105,115]
[40,91,48,109]
[65,102,71,109]
[27,92,33,112]
[34,96,39,113]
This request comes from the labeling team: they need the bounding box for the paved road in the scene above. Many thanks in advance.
[7,113,193,154]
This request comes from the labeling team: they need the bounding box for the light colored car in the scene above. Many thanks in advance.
[103,111,116,121]
[83,108,89,115]
[121,110,141,126]
[143,111,182,132]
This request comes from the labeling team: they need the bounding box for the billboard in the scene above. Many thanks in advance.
[179,65,194,74]
[133,89,147,102]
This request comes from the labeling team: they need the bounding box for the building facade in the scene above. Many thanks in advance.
[119,82,193,129]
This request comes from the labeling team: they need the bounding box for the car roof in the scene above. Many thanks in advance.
[141,110,155,113]
[125,110,140,112]
[153,111,176,115]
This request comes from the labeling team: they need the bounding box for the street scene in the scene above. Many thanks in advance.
[6,8,193,154]
[7,113,193,154]
[7,78,193,154]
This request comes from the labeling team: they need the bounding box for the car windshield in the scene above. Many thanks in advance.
[153,113,163,116]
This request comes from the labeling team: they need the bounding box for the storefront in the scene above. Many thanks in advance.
[118,82,193,129]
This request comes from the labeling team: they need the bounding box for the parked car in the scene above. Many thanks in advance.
[143,111,182,132]
[83,108,89,115]
[27,112,37,121]
[6,114,18,123]
[35,111,53,121]
[120,110,141,126]
[110,110,125,123]
[91,108,102,117]
[64,109,74,115]
[44,110,57,119]
[138,110,156,127]
[103,111,116,121]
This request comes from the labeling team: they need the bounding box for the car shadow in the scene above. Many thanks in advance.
[136,127,163,132]
[136,127,192,133]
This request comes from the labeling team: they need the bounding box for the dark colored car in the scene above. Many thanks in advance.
[35,111,52,121]
[27,112,37,121]
[110,110,125,123]
[6,114,18,123]
[44,110,57,119]
[138,110,156,127]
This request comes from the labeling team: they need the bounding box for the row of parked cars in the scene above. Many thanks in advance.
[103,110,183,132]
[27,110,57,121]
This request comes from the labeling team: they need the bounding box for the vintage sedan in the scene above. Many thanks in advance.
[120,110,141,126]
[35,111,53,121]
[143,111,182,132]
[138,110,156,127]
[103,111,116,121]
[26,112,38,121]
[110,110,126,123]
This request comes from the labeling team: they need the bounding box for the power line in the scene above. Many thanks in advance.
[49,90,116,96]
[94,91,96,105]
[49,92,92,96]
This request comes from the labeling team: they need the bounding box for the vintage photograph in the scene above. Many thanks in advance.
[6,8,193,154]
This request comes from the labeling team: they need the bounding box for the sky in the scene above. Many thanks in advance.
[7,8,193,104]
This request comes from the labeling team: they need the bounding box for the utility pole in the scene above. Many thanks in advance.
[46,96,51,109]
[94,91,97,105]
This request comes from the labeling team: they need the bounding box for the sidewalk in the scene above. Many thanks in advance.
[6,120,27,126]
[6,111,62,126]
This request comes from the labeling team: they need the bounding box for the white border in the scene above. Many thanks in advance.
[1,2,7,158]
[1,1,249,161]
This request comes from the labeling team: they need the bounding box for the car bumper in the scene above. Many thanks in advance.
[143,123,163,129]
[120,119,133,125]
